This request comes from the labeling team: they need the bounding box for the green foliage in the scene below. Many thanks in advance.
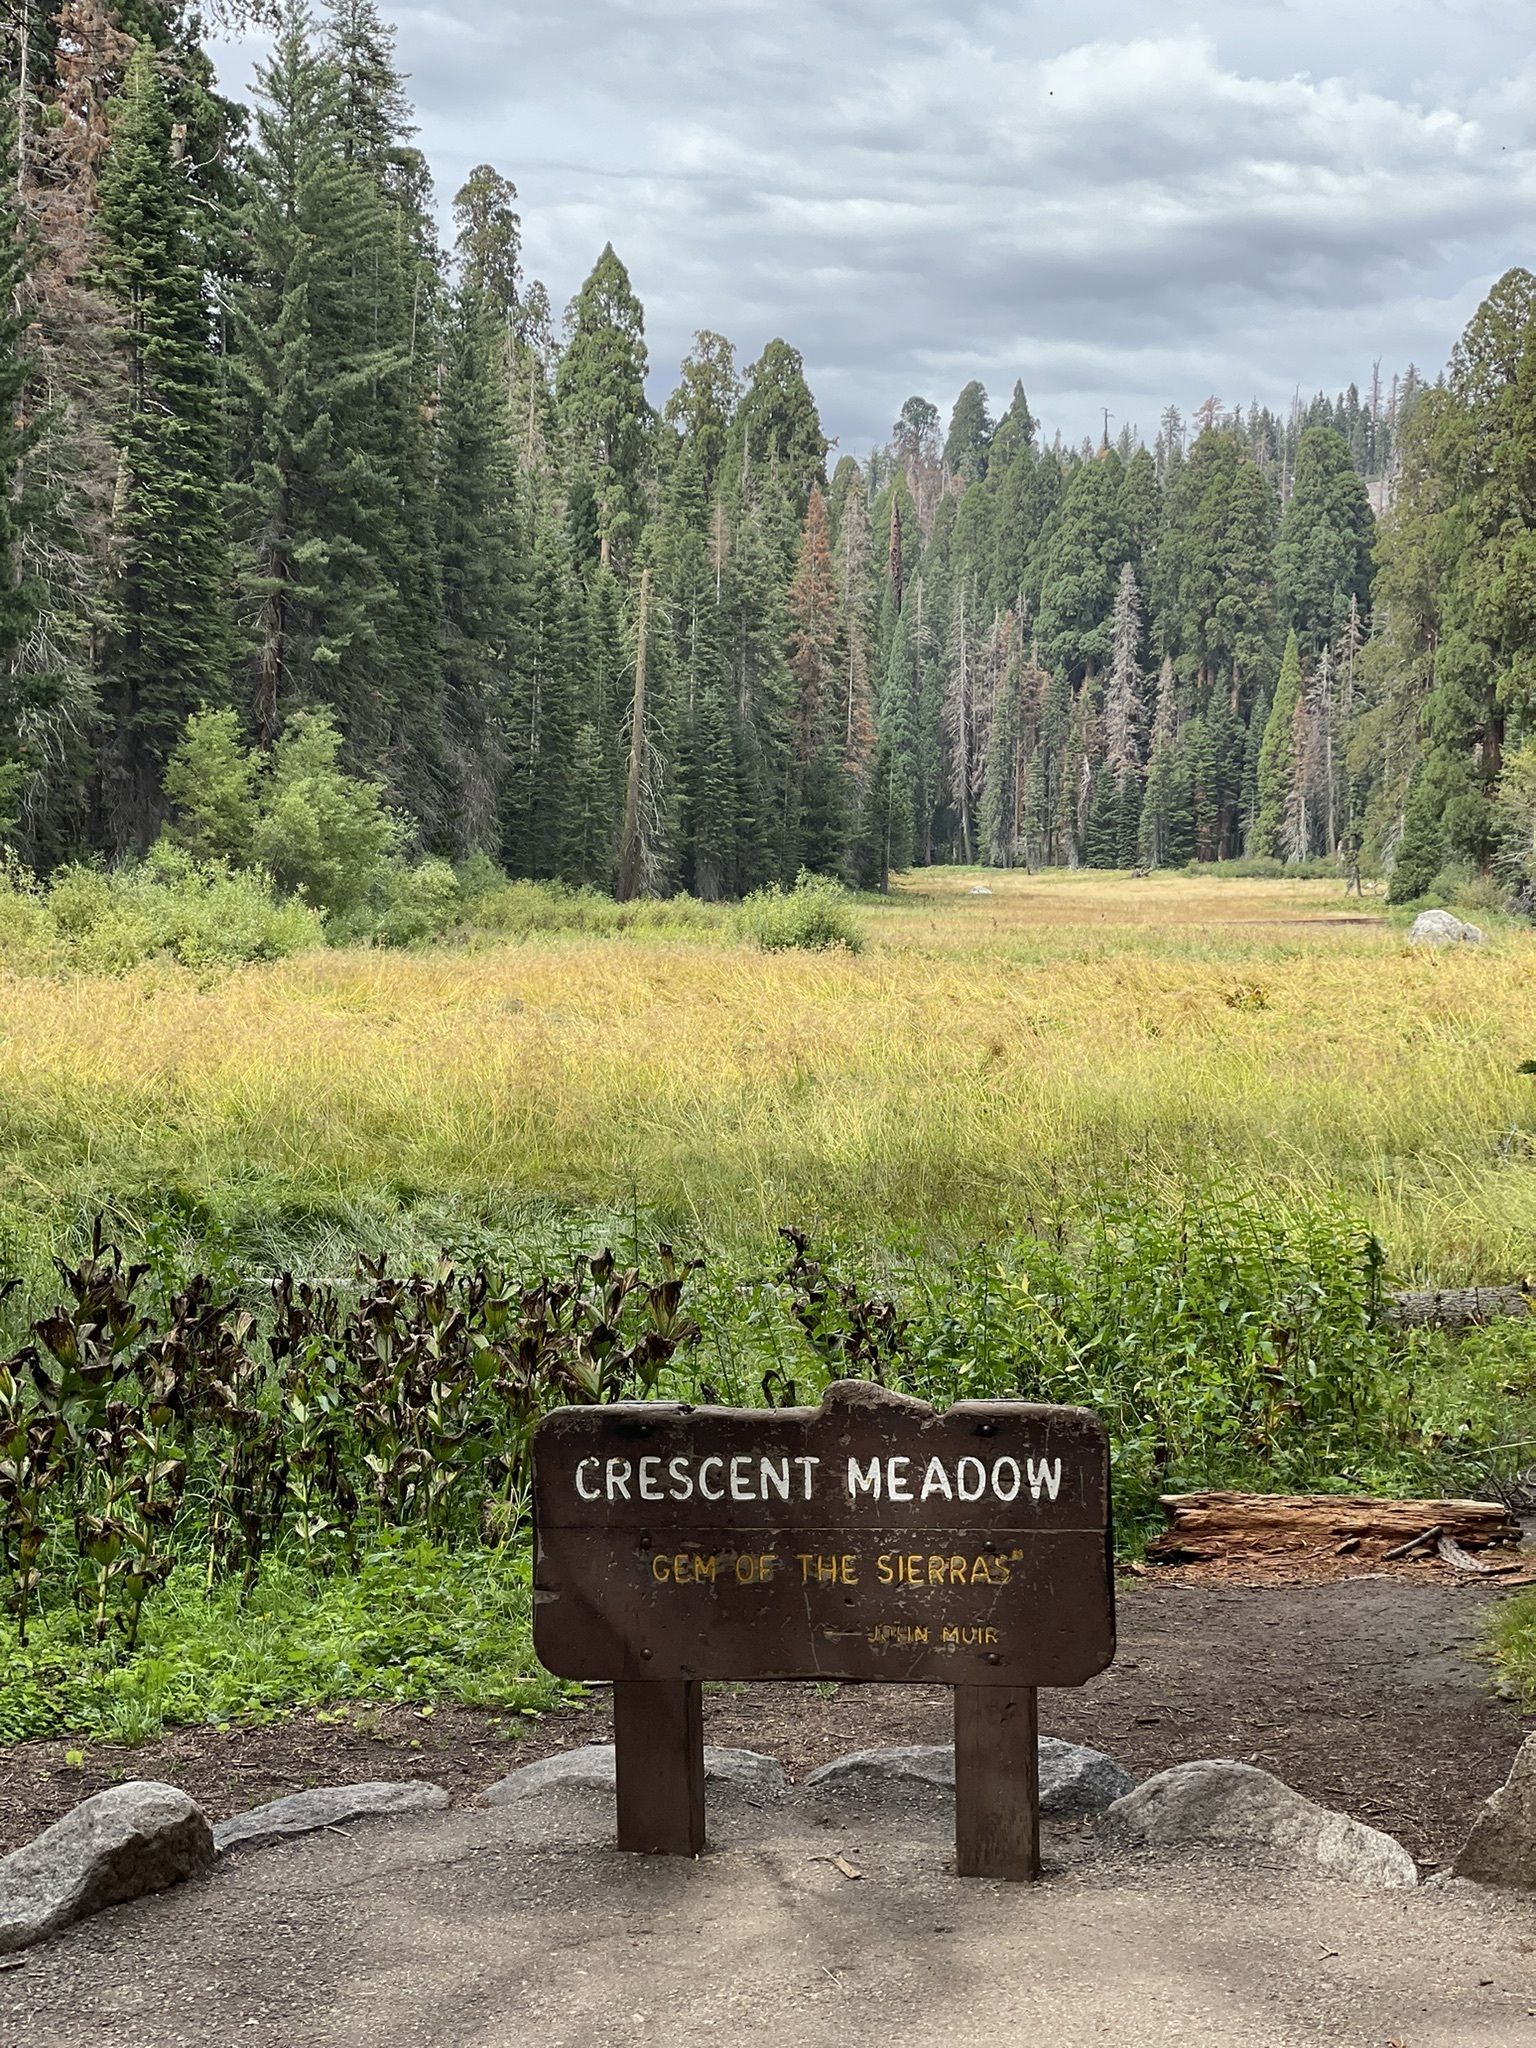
[0,1228,701,1654]
[1253,630,1303,859]
[162,710,259,865]
[95,43,233,844]
[165,706,402,921]
[776,1197,1514,1533]
[555,244,651,568]
[1275,425,1374,658]
[0,1543,562,1743]
[1387,766,1448,903]
[733,871,864,952]
[250,711,402,915]
[0,846,324,972]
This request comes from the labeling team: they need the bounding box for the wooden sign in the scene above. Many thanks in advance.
[533,1380,1114,1879]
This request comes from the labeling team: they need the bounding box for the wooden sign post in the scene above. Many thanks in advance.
[533,1379,1114,1880]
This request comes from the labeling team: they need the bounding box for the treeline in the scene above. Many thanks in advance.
[2,2,1533,910]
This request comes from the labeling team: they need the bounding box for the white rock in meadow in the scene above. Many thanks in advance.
[1409,909,1485,946]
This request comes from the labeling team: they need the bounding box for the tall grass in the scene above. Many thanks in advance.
[0,871,1529,1283]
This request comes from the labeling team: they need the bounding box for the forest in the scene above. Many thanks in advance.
[1,0,1534,922]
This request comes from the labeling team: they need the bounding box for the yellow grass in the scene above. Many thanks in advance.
[0,870,1532,1281]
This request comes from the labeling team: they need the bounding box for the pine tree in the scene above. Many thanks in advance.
[502,502,577,878]
[556,245,651,570]
[729,339,828,518]
[941,571,985,863]
[95,41,232,848]
[1102,563,1144,790]
[1137,655,1181,867]
[0,80,59,839]
[436,270,527,854]
[231,0,445,830]
[1034,451,1127,684]
[664,331,739,500]
[786,485,846,874]
[943,380,993,485]
[1253,630,1303,858]
[1276,424,1373,658]
[837,479,878,790]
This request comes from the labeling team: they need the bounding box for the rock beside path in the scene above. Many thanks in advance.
[481,1744,786,1806]
[803,1746,955,1797]
[1453,1733,1536,1889]
[0,1782,214,1955]
[214,1781,450,1854]
[1040,1738,1137,1815]
[1409,909,1485,946]
[1106,1761,1417,1890]
[801,1739,1133,1816]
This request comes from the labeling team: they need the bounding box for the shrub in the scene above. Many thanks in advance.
[370,857,464,948]
[249,713,404,916]
[733,870,864,953]
[461,875,723,940]
[10,849,324,974]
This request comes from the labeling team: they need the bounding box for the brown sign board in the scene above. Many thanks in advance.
[533,1380,1114,1688]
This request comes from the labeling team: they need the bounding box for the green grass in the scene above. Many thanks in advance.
[1489,1591,1536,1710]
[0,1540,566,1745]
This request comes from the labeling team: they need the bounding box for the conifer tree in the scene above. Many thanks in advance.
[556,245,651,570]
[95,41,232,847]
[1276,424,1373,658]
[1253,629,1303,858]
[664,331,739,500]
[1034,451,1127,683]
[729,339,828,518]
[436,268,527,853]
[0,83,63,840]
[943,381,993,484]
[1137,656,1181,867]
[786,484,846,874]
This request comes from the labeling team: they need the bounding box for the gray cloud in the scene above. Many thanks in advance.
[211,4,1536,449]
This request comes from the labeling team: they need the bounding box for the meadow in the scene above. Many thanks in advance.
[0,868,1531,1288]
[3,867,1535,1739]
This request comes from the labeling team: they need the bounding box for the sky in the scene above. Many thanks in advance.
[209,1,1536,455]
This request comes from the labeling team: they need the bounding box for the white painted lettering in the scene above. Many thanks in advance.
[847,1456,881,1500]
[1028,1457,1062,1502]
[957,1456,987,1502]
[991,1456,1021,1502]
[795,1455,820,1499]
[730,1454,754,1501]
[605,1458,632,1501]
[697,1455,725,1501]
[575,1458,601,1501]
[886,1456,913,1503]
[667,1455,694,1500]
[638,1456,663,1501]
[760,1457,791,1501]
[919,1457,953,1501]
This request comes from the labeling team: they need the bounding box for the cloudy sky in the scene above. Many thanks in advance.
[211,1,1536,453]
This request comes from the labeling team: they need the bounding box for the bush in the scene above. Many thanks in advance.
[733,871,864,953]
[367,857,464,948]
[1422,862,1506,916]
[0,848,325,975]
[461,875,724,940]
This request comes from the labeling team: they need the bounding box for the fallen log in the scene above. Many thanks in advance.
[1385,1285,1531,1331]
[1149,1491,1522,1563]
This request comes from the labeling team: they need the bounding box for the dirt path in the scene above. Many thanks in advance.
[4,1790,1536,2048]
[4,1576,1529,1868]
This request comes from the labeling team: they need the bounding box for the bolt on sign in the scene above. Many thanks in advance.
[534,1380,1114,1879]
